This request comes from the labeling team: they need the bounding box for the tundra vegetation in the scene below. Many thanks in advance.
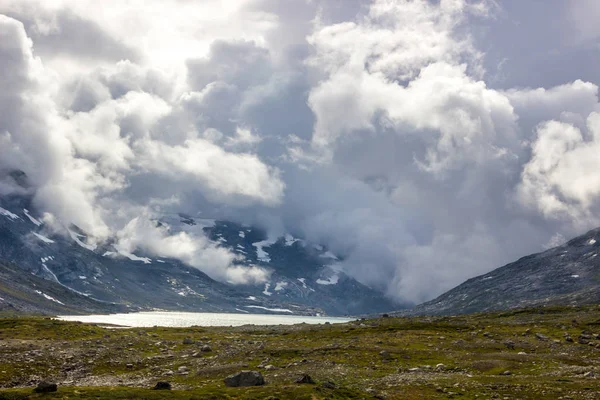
[0,306,599,399]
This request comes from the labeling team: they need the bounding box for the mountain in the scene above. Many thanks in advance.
[0,191,397,316]
[403,227,600,316]
[202,221,398,315]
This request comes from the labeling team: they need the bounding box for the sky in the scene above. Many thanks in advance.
[0,0,599,305]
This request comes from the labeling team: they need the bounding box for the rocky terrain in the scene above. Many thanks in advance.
[0,305,599,399]
[402,228,600,316]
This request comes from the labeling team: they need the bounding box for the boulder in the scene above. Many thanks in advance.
[535,333,549,341]
[224,371,265,387]
[34,382,57,393]
[152,381,172,390]
[295,374,315,384]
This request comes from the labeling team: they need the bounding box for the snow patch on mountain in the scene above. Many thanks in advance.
[23,209,42,226]
[118,251,152,264]
[284,234,299,246]
[68,229,97,251]
[262,283,272,296]
[317,264,342,285]
[34,290,64,305]
[239,231,245,238]
[176,285,203,297]
[41,264,59,283]
[245,305,293,313]
[319,251,338,260]
[274,281,288,291]
[253,239,276,262]
[316,275,339,285]
[33,232,54,244]
[297,278,307,288]
[0,207,20,220]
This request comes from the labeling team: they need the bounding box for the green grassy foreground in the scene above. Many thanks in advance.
[0,306,599,399]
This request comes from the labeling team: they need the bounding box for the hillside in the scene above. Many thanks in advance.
[404,228,600,316]
[0,260,126,315]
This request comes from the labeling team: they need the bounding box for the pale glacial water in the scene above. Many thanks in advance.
[57,311,353,327]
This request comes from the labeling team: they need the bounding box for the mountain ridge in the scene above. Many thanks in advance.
[397,227,600,316]
[0,192,398,316]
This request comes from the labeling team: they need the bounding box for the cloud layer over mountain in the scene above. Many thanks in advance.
[1,0,599,304]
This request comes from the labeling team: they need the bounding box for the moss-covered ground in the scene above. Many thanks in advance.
[0,305,599,399]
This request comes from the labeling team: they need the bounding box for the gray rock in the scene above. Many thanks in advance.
[201,345,212,352]
[379,350,392,359]
[182,337,194,345]
[295,374,316,384]
[224,371,265,387]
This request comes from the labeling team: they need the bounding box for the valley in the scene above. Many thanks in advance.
[0,306,599,399]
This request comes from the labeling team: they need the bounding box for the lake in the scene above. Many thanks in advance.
[57,311,353,327]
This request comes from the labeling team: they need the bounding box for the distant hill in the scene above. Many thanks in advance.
[401,228,600,316]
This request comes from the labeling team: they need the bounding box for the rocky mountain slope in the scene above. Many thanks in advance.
[0,189,396,316]
[0,259,127,315]
[403,227,600,316]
